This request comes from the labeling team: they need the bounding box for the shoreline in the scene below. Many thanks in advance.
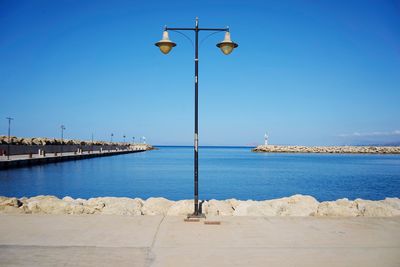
[1,194,399,217]
[252,144,400,154]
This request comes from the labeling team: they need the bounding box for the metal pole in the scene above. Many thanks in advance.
[60,125,65,156]
[6,117,13,160]
[193,17,200,215]
[162,19,230,218]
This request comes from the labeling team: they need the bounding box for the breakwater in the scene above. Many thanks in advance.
[0,135,154,156]
[1,195,399,217]
[252,145,400,154]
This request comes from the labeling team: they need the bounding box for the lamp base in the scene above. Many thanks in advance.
[187,213,206,219]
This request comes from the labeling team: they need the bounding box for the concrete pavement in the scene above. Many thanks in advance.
[0,214,399,266]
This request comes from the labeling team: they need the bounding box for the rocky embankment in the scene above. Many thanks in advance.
[252,145,400,154]
[0,135,154,150]
[1,195,399,217]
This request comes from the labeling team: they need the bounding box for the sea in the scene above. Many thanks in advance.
[0,146,399,201]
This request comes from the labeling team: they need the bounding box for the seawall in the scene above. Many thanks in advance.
[1,195,399,217]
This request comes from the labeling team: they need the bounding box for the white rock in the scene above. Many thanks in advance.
[356,199,400,217]
[268,195,319,216]
[207,200,234,216]
[142,197,173,215]
[316,198,360,217]
[167,200,193,216]
[226,198,240,210]
[26,196,68,214]
[233,200,275,216]
[62,196,75,202]
[0,197,21,209]
[100,197,143,215]
[206,199,234,216]
[382,197,400,210]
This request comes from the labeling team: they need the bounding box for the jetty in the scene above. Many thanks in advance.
[0,135,155,169]
[252,145,400,154]
[0,148,147,170]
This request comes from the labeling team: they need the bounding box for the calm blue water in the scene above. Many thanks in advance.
[0,146,399,201]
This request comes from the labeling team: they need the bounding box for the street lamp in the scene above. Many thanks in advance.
[60,125,66,156]
[6,117,14,160]
[155,18,238,218]
[110,133,114,143]
[91,133,94,153]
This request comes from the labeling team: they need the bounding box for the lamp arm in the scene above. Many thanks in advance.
[199,30,225,47]
[169,30,194,48]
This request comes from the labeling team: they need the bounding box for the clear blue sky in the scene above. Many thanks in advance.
[1,0,399,146]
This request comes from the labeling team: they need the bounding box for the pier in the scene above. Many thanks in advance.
[0,147,149,170]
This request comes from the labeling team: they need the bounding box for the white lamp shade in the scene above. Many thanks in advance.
[155,31,176,54]
[217,32,238,55]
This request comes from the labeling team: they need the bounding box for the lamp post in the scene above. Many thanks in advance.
[132,136,135,144]
[110,133,114,151]
[60,125,66,156]
[91,133,94,153]
[6,117,14,160]
[155,17,238,218]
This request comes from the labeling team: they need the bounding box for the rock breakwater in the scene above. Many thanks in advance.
[1,195,399,217]
[0,135,154,150]
[252,145,400,154]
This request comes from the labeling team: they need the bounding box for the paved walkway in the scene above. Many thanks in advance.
[0,215,399,266]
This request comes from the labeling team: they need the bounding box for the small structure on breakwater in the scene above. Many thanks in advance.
[264,132,269,145]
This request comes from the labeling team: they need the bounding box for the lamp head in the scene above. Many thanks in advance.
[155,31,176,54]
[216,31,238,55]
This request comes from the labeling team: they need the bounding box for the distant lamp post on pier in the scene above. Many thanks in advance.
[155,18,238,218]
[123,135,126,144]
[60,125,66,156]
[91,133,94,153]
[132,136,135,144]
[110,133,114,143]
[6,117,14,160]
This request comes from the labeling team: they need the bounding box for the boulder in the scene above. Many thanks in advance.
[226,198,240,210]
[207,200,234,216]
[167,200,193,216]
[268,195,319,216]
[232,195,319,216]
[316,198,360,217]
[382,197,400,210]
[86,197,107,214]
[0,197,24,213]
[0,197,21,208]
[142,197,173,215]
[26,196,69,214]
[31,138,41,145]
[355,199,400,217]
[233,200,275,216]
[99,197,143,215]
